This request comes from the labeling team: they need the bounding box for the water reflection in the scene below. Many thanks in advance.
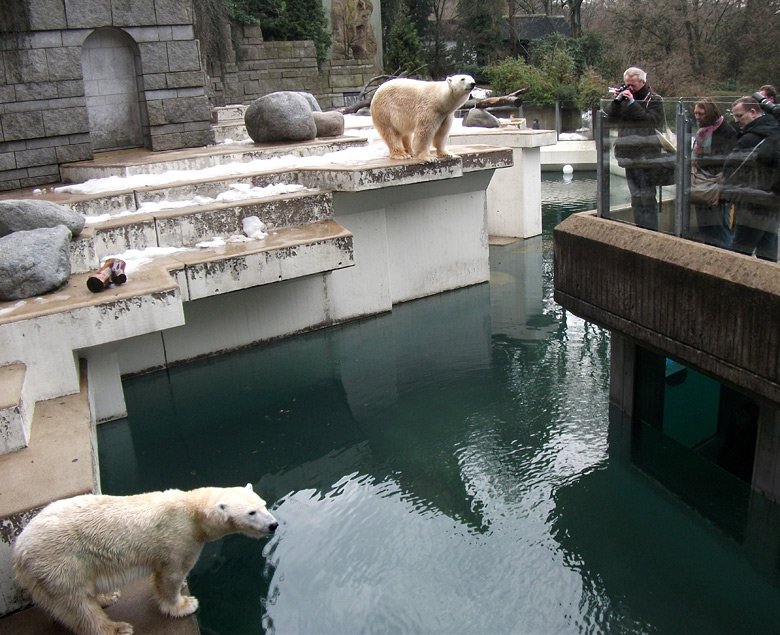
[98,172,780,634]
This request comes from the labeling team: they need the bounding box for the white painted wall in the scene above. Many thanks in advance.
[450,129,557,239]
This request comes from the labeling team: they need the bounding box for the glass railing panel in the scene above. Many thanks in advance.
[597,95,779,262]
[679,97,741,250]
[598,98,678,234]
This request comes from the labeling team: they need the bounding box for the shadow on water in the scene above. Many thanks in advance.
[98,172,780,634]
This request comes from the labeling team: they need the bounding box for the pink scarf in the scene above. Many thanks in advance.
[693,115,724,157]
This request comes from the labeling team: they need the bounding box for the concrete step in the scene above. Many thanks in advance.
[68,190,336,273]
[0,363,32,455]
[59,137,366,182]
[212,104,248,123]
[212,120,250,144]
[0,363,97,617]
[0,266,186,403]
[169,219,354,301]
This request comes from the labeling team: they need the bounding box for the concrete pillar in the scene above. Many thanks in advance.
[609,332,635,417]
[450,129,557,239]
[753,405,780,503]
[84,349,127,424]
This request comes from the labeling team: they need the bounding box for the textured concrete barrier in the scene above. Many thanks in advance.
[554,211,780,405]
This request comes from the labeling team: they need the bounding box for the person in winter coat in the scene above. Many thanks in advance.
[723,96,780,261]
[691,97,737,248]
[608,67,667,231]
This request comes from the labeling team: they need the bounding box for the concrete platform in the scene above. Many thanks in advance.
[0,578,199,635]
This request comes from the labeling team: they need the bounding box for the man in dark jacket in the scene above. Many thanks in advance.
[724,96,780,261]
[608,67,666,231]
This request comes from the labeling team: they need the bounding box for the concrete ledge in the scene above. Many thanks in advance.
[0,371,95,520]
[0,364,31,455]
[540,139,596,171]
[59,137,367,180]
[173,220,354,300]
[0,577,198,635]
[554,211,780,403]
[153,191,333,248]
[298,155,464,191]
[0,366,96,616]
[297,146,512,192]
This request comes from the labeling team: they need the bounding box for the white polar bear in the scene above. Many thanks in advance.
[370,74,476,162]
[13,484,278,635]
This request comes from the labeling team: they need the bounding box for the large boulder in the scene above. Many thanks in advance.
[313,111,345,138]
[462,108,500,128]
[0,225,72,301]
[244,92,318,143]
[0,199,85,237]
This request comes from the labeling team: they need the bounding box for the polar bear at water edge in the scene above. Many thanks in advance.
[370,74,476,162]
[13,484,278,635]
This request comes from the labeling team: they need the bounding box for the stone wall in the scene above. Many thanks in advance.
[0,3,381,193]
[0,0,214,192]
[206,24,378,110]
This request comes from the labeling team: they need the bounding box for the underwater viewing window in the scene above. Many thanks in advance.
[631,345,762,538]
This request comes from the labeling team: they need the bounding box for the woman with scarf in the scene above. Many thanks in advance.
[691,98,737,248]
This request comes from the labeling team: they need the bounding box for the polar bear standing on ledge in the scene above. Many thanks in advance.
[13,484,278,635]
[371,74,476,161]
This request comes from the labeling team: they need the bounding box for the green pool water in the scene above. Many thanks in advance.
[98,172,780,634]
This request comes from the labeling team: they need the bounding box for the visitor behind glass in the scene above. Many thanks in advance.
[758,84,780,124]
[723,96,780,261]
[607,66,665,231]
[691,98,737,248]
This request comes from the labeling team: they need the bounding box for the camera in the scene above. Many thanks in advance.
[613,83,630,104]
[752,91,780,117]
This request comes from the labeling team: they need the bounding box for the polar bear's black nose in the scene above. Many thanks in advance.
[269,521,279,532]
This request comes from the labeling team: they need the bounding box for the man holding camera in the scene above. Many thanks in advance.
[724,96,780,261]
[755,85,780,124]
[608,67,667,230]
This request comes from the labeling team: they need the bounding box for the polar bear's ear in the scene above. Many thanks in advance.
[245,483,254,492]
[447,76,453,87]
[214,502,230,521]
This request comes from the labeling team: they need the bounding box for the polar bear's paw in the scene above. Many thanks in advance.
[160,594,199,618]
[96,590,122,607]
[436,150,457,159]
[388,151,413,160]
[108,621,133,635]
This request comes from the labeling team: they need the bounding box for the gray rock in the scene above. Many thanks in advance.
[313,111,345,138]
[0,199,85,237]
[463,109,500,128]
[296,92,322,112]
[244,92,317,144]
[0,225,72,301]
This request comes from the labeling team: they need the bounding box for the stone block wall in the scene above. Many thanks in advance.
[1,3,381,192]
[207,24,378,111]
[0,0,215,192]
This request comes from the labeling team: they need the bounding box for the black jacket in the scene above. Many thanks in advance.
[607,84,666,168]
[723,114,780,208]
